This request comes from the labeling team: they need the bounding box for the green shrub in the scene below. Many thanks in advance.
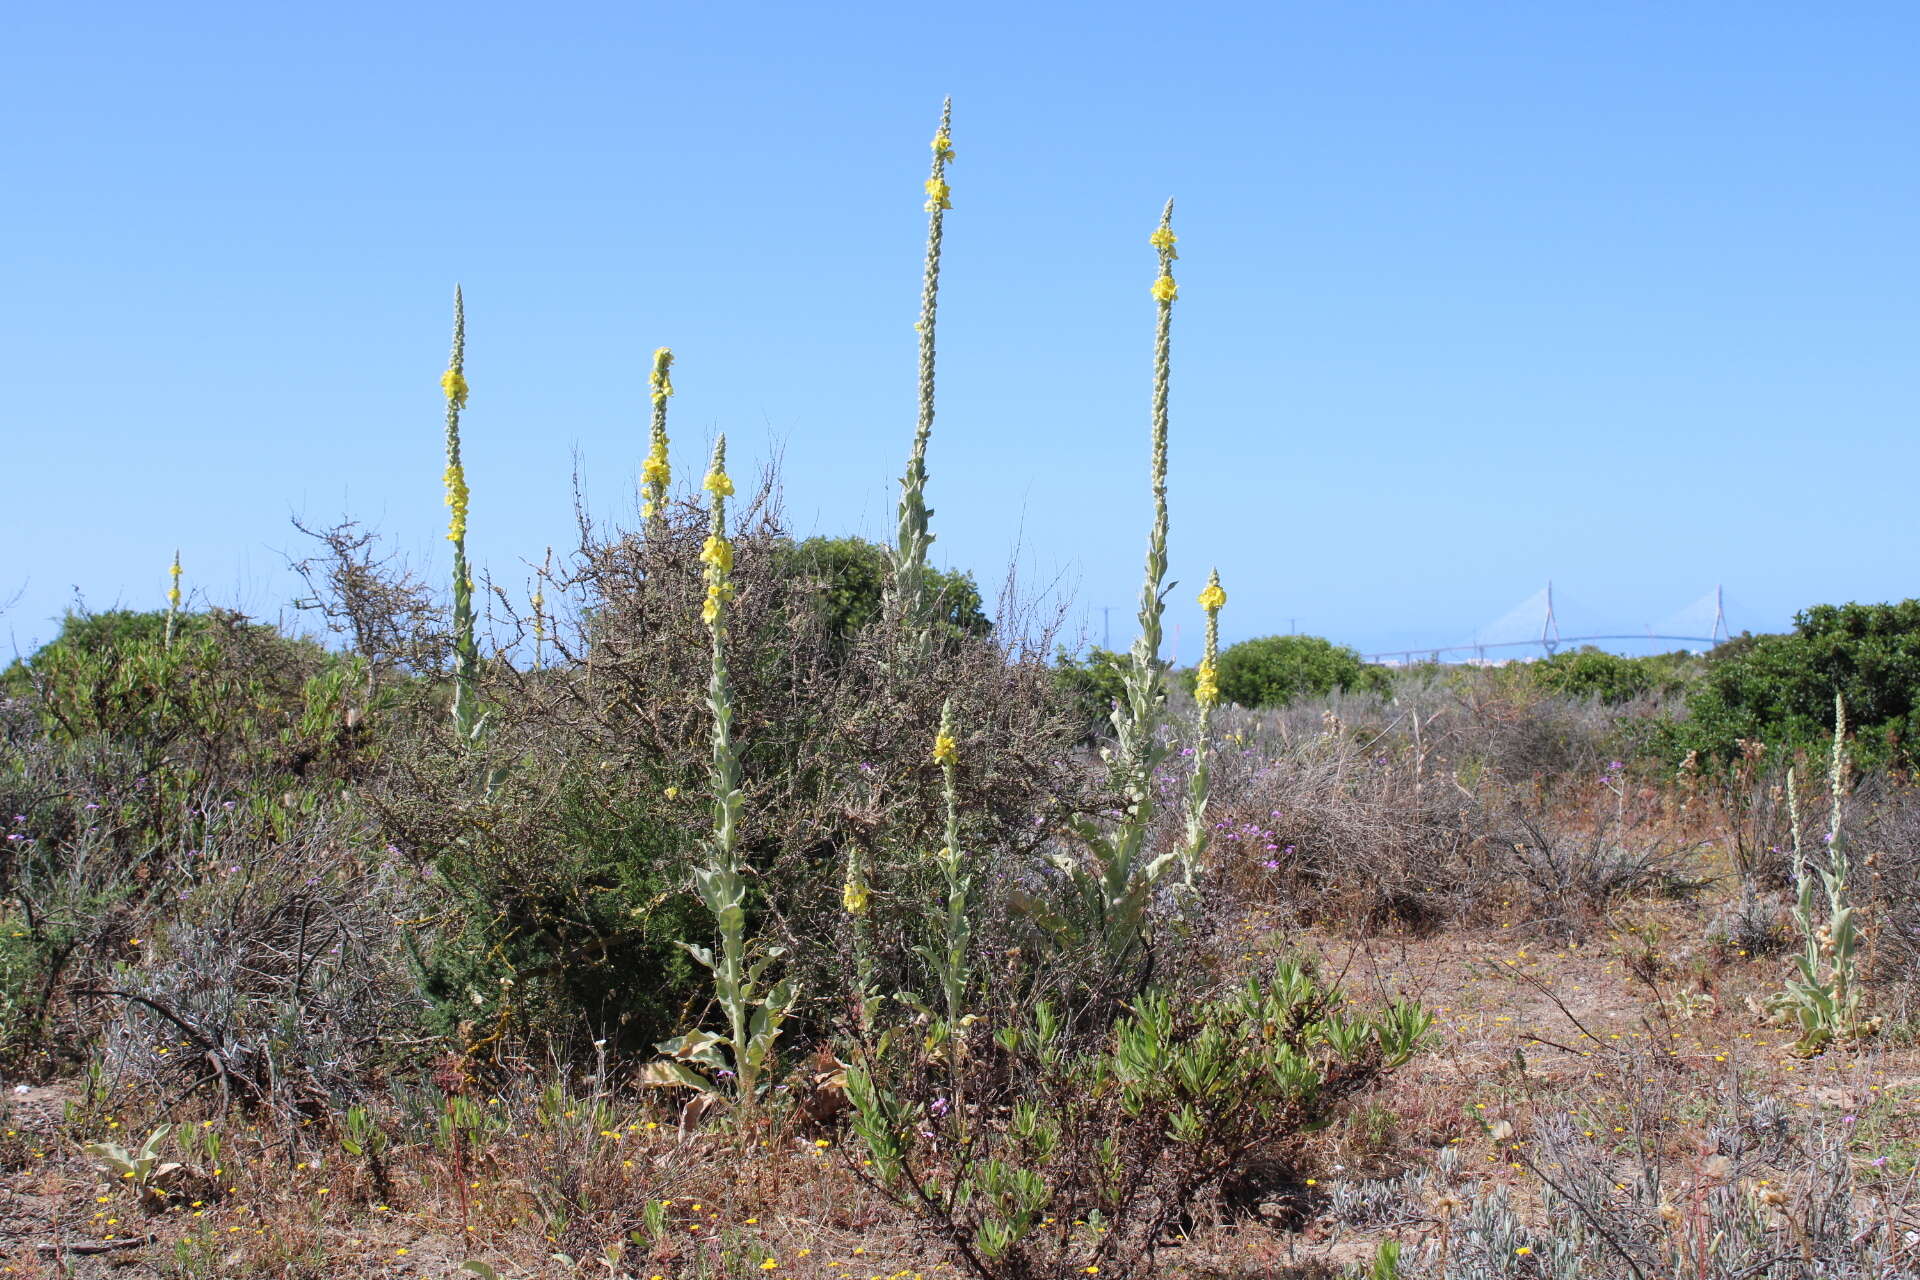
[4,608,356,780]
[412,778,706,1057]
[1679,602,1920,768]
[775,536,989,655]
[1206,634,1387,709]
[847,961,1432,1280]
[1526,646,1701,704]
[1051,646,1130,740]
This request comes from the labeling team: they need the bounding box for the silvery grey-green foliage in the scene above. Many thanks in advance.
[1407,1101,1915,1280]
[651,438,793,1116]
[1038,203,1185,987]
[1769,693,1871,1052]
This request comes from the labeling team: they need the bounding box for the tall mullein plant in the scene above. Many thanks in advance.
[1180,570,1226,886]
[1776,693,1871,1053]
[440,287,481,741]
[655,438,794,1117]
[885,100,955,646]
[1057,203,1184,973]
[641,347,674,531]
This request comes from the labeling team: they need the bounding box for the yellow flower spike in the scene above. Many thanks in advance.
[932,733,958,766]
[440,284,481,737]
[1151,274,1178,303]
[703,467,735,498]
[643,347,676,526]
[1197,579,1226,612]
[888,99,954,648]
[1149,226,1178,258]
[699,535,734,575]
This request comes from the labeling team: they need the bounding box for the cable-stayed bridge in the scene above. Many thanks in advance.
[1362,584,1730,665]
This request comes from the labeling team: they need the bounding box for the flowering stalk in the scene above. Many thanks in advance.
[642,347,674,530]
[841,837,876,1029]
[1114,201,1179,784]
[440,286,480,741]
[164,551,183,650]
[1775,692,1872,1052]
[530,546,552,672]
[1059,202,1183,975]
[657,437,794,1119]
[1180,570,1226,885]
[886,100,955,647]
[918,701,973,1122]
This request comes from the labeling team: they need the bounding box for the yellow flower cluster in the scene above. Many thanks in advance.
[931,131,954,159]
[641,452,670,503]
[841,874,871,914]
[1197,581,1226,612]
[703,467,735,498]
[1151,275,1178,303]
[650,347,675,406]
[440,368,469,408]
[443,462,471,544]
[699,534,733,575]
[701,580,736,626]
[1149,226,1178,259]
[167,555,182,609]
[924,177,951,212]
[1194,658,1219,709]
[933,733,958,766]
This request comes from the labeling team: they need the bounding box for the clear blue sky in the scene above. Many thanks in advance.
[5,2,1916,661]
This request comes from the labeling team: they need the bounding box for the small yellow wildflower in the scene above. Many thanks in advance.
[1197,581,1226,612]
[932,733,958,766]
[1151,275,1178,303]
[1149,226,1178,258]
[703,467,735,498]
[924,178,952,212]
[167,555,182,608]
[931,132,954,158]
[440,368,469,407]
